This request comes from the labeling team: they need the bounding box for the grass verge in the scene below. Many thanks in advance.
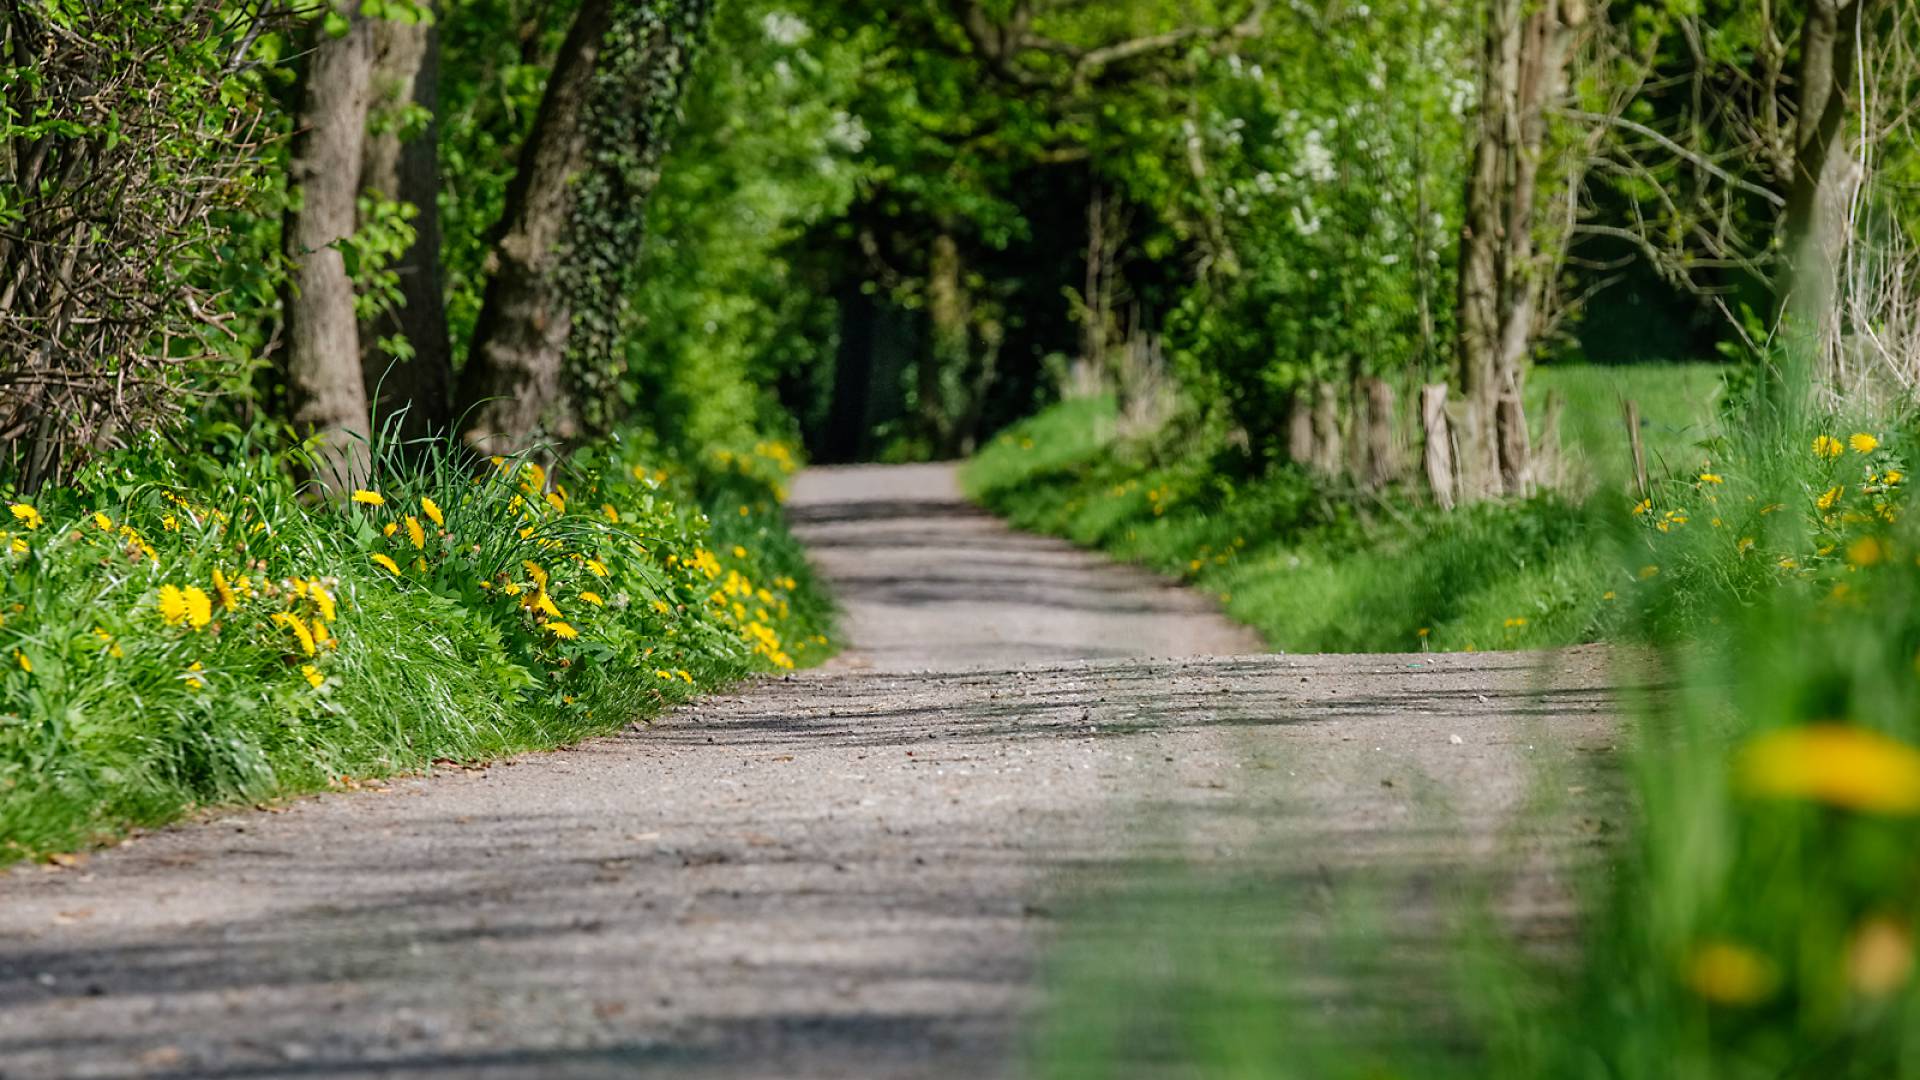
[0,431,833,862]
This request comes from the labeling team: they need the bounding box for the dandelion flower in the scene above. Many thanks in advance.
[211,568,237,612]
[8,504,42,530]
[655,669,674,680]
[603,504,620,524]
[351,490,385,506]
[184,662,204,692]
[523,561,548,589]
[587,558,609,578]
[158,584,191,626]
[580,591,604,607]
[91,512,112,531]
[1738,724,1920,814]
[271,612,318,656]
[1818,486,1844,511]
[309,582,336,622]
[1814,434,1845,459]
[14,650,29,673]
[301,664,325,689]
[1886,470,1905,485]
[1699,473,1723,485]
[1848,536,1885,566]
[420,496,444,528]
[1851,432,1881,454]
[545,490,566,514]
[382,522,398,538]
[183,586,212,630]
[547,621,579,640]
[404,515,426,550]
[1686,941,1776,1005]
[370,553,401,576]
[1631,498,1651,516]
[535,590,562,619]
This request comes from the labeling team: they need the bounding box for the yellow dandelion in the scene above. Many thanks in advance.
[405,515,426,550]
[1814,434,1845,460]
[14,649,29,673]
[309,582,336,623]
[655,669,674,680]
[535,590,562,619]
[602,504,620,524]
[1886,470,1904,485]
[1631,498,1652,516]
[523,561,549,590]
[351,490,385,506]
[1738,724,1920,814]
[158,584,190,626]
[184,662,204,692]
[370,553,401,576]
[586,558,609,577]
[547,621,579,640]
[8,504,42,530]
[580,591,604,607]
[1686,941,1776,1006]
[1851,432,1881,454]
[271,612,318,656]
[211,568,236,612]
[1818,486,1844,511]
[1848,536,1885,566]
[91,512,112,531]
[1737,537,1755,553]
[1699,473,1724,485]
[301,664,325,689]
[732,545,748,559]
[652,600,672,615]
[183,586,212,630]
[544,490,566,514]
[420,496,444,528]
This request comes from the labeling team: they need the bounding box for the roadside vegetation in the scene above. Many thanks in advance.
[0,436,830,860]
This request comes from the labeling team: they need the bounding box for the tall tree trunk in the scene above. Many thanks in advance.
[359,7,453,444]
[456,0,614,457]
[1777,0,1867,331]
[457,0,706,456]
[1454,0,1583,500]
[284,6,377,490]
[922,230,968,454]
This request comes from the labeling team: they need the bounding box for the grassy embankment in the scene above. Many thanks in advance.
[0,434,834,862]
[966,363,1724,652]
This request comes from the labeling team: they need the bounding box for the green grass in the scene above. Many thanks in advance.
[0,431,834,862]
[1014,364,1920,1076]
[1531,362,1728,489]
[965,363,1727,654]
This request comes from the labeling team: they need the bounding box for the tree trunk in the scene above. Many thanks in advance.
[284,6,377,490]
[456,0,614,457]
[1310,382,1342,476]
[359,8,453,444]
[1286,390,1315,466]
[1361,377,1398,489]
[923,229,967,454]
[1777,0,1866,331]
[1454,0,1583,500]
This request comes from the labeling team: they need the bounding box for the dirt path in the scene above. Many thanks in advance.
[0,464,1616,1079]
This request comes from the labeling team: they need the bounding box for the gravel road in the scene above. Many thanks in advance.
[0,463,1617,1079]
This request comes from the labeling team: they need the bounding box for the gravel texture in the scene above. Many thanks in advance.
[0,463,1618,1079]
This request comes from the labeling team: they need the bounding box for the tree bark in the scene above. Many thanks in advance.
[1420,383,1456,510]
[284,5,377,490]
[359,7,454,444]
[1777,0,1867,330]
[922,230,968,454]
[456,0,614,457]
[1454,0,1583,500]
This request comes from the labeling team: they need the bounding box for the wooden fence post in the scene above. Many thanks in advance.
[1622,397,1648,497]
[1421,383,1455,510]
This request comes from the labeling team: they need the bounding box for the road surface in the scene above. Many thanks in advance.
[0,463,1616,1079]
